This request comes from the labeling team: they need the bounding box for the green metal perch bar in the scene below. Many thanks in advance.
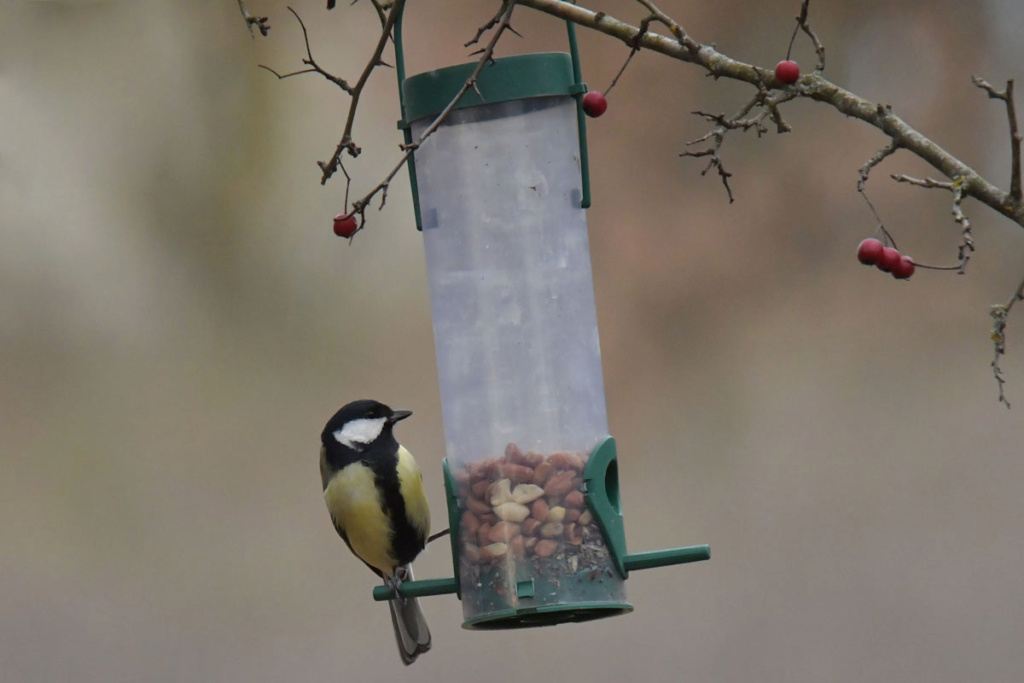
[372,544,710,602]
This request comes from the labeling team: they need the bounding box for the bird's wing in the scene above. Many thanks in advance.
[395,446,431,545]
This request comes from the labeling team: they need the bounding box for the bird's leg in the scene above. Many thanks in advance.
[387,566,410,598]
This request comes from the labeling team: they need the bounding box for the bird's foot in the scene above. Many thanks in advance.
[387,568,409,598]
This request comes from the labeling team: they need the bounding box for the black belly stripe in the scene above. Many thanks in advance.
[364,444,425,568]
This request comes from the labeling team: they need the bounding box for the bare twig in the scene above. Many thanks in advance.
[605,6,675,97]
[762,89,798,133]
[792,0,825,72]
[258,8,352,90]
[632,0,698,53]
[680,92,770,203]
[605,46,638,96]
[890,174,954,191]
[680,86,796,201]
[972,76,1022,204]
[691,110,769,136]
[891,174,976,273]
[856,141,900,243]
[991,276,1024,408]
[604,12,652,97]
[784,1,800,60]
[951,183,975,273]
[466,1,516,48]
[318,0,405,183]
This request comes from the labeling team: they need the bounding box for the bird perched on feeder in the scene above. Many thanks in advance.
[319,399,432,665]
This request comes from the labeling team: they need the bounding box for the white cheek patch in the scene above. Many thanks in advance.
[334,417,386,449]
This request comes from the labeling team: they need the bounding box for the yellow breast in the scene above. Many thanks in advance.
[324,462,396,573]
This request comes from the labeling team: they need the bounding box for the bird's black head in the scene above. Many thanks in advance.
[321,399,412,453]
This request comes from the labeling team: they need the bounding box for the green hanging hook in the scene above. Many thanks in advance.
[565,20,592,209]
[393,3,425,231]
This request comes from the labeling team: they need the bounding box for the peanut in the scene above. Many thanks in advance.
[534,539,558,558]
[543,470,575,497]
[504,442,528,466]
[548,451,584,472]
[521,518,542,536]
[497,463,535,483]
[530,498,549,522]
[493,502,530,523]
[540,522,564,538]
[488,521,521,543]
[480,542,508,561]
[511,483,545,505]
[489,478,514,506]
[532,462,553,486]
[470,479,491,499]
[466,496,491,516]
[545,506,566,524]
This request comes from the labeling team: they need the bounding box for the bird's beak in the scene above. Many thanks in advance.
[389,410,413,424]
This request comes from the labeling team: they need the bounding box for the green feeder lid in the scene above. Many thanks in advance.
[401,52,578,126]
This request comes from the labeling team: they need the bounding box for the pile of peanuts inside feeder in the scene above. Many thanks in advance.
[453,442,618,612]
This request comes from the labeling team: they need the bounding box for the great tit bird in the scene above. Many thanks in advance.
[319,399,432,665]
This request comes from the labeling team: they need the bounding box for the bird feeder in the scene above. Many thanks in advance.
[372,8,709,629]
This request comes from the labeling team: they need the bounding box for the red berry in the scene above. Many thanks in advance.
[582,91,608,118]
[891,255,915,280]
[877,247,902,273]
[856,238,885,265]
[333,213,358,238]
[775,60,800,85]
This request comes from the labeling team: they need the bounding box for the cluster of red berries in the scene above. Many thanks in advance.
[857,238,915,280]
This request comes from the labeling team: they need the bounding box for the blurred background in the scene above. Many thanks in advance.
[3,1,1024,681]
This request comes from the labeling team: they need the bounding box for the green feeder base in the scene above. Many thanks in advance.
[463,603,633,630]
[374,437,709,632]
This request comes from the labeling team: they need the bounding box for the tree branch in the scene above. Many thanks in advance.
[516,0,1024,229]
[318,0,405,184]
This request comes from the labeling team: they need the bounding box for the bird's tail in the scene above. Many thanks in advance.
[387,565,431,665]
